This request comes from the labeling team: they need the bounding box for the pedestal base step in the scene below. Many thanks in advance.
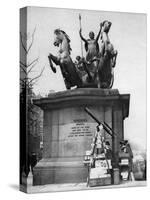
[33,158,87,186]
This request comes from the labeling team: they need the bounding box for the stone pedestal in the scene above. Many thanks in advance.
[33,88,130,185]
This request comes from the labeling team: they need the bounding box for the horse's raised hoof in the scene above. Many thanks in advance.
[51,66,56,73]
[48,55,57,73]
[49,64,57,73]
[112,61,116,68]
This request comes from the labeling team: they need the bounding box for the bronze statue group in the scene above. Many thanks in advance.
[48,17,118,89]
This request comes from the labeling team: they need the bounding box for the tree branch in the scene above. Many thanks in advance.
[20,78,26,84]
[27,63,37,75]
[27,57,39,68]
[27,27,36,53]
[28,66,45,84]
[20,61,27,68]
[20,65,27,74]
[20,32,27,54]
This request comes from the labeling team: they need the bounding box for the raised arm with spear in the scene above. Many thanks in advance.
[79,15,102,62]
[79,14,84,58]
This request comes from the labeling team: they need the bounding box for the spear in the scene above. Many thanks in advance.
[79,14,83,58]
[84,107,117,137]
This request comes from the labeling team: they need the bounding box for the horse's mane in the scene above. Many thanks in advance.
[54,29,72,54]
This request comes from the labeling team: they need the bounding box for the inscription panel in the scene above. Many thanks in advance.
[59,119,97,140]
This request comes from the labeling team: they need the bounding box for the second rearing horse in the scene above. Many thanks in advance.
[97,20,118,88]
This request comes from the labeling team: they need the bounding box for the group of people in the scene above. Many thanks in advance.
[90,124,133,161]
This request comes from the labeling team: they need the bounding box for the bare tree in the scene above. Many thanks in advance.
[20,27,45,92]
[20,27,44,181]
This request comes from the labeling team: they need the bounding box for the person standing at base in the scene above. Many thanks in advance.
[90,124,105,155]
[104,141,112,160]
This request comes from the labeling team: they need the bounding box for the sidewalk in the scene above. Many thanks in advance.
[26,175,146,193]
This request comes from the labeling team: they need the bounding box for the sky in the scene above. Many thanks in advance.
[25,6,146,151]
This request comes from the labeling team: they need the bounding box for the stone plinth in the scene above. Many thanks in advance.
[33,88,130,185]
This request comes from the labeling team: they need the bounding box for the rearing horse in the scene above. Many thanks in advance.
[48,29,82,89]
[97,20,118,88]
